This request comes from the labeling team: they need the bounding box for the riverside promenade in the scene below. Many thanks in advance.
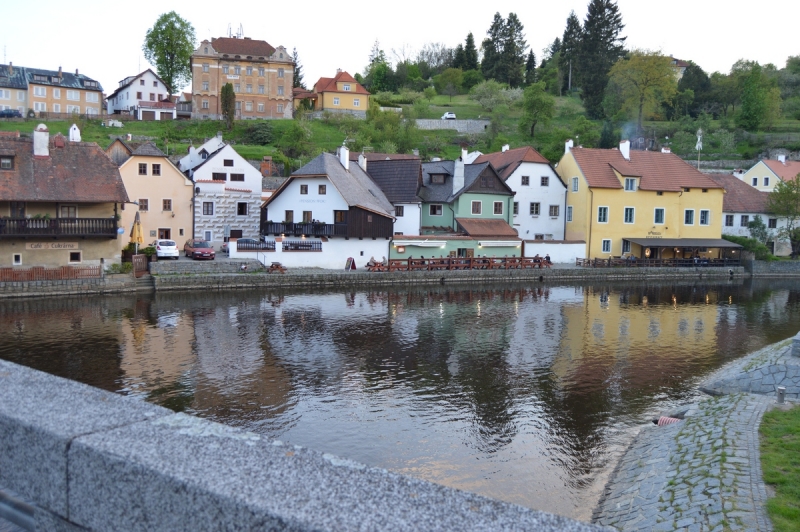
[594,337,800,531]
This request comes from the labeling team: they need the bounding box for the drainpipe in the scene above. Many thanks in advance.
[588,188,594,258]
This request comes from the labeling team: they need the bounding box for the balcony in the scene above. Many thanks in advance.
[0,218,118,239]
[262,222,346,237]
[138,100,176,110]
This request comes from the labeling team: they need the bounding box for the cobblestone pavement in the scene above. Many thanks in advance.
[593,393,773,531]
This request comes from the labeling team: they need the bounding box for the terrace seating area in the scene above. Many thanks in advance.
[575,257,741,268]
[370,256,553,272]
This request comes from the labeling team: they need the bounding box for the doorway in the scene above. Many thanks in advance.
[158,228,171,240]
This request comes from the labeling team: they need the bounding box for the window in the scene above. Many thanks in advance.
[230,173,244,182]
[566,205,573,222]
[52,104,63,113]
[277,86,284,96]
[69,252,82,264]
[258,85,265,94]
[764,177,770,187]
[530,202,540,216]
[685,209,695,225]
[521,176,530,186]
[86,92,98,103]
[277,104,284,113]
[278,68,285,78]
[149,93,156,101]
[657,191,663,196]
[152,164,161,176]
[203,202,214,215]
[333,97,340,106]
[0,157,12,170]
[494,201,504,215]
[623,178,635,191]
[204,230,212,241]
[223,159,234,167]
[237,203,248,216]
[179,229,184,236]
[513,202,519,215]
[34,102,46,111]
[598,206,608,223]
[301,211,312,223]
[139,199,149,211]
[699,210,710,225]
[33,86,46,97]
[234,84,240,93]
[725,214,734,227]
[246,84,252,94]
[343,84,351,91]
[624,207,634,224]
[66,105,80,114]
[246,66,253,75]
[602,239,611,253]
[654,208,665,224]
[471,201,482,214]
[481,176,495,188]
[139,79,145,86]
[136,91,142,100]
[257,103,264,112]
[285,210,294,223]
[622,240,631,253]
[60,205,77,218]
[234,66,241,75]
[353,99,360,107]
[222,66,229,74]
[245,102,252,111]
[138,163,147,175]
[300,184,308,194]
[202,63,209,73]
[202,100,209,109]
[202,81,209,91]
[740,215,749,226]
[258,67,265,76]
[319,185,326,195]
[430,204,442,216]
[549,205,560,217]
[572,177,579,192]
[768,218,778,229]
[395,205,404,217]
[534,234,544,240]
[541,176,549,186]
[162,199,172,211]
[0,90,8,99]
[53,89,61,99]
[212,173,226,181]
[17,91,24,101]
[752,177,758,186]
[13,254,21,266]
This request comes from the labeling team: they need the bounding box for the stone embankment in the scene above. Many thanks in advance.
[594,335,800,531]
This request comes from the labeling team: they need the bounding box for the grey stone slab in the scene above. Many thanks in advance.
[68,413,602,532]
[0,360,171,517]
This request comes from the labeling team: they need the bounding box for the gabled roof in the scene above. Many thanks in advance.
[568,148,723,191]
[0,64,28,89]
[456,218,519,238]
[473,146,550,180]
[0,63,103,91]
[131,142,166,157]
[107,69,167,100]
[761,160,800,182]
[706,174,770,213]
[210,37,275,57]
[314,71,370,95]
[271,153,393,217]
[0,134,127,203]
[419,161,513,203]
[362,158,421,204]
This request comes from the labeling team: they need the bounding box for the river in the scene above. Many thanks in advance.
[1,279,798,521]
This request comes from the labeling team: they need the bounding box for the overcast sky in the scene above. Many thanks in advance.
[3,0,798,94]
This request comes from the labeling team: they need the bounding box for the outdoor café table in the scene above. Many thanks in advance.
[268,262,287,274]
[388,259,408,272]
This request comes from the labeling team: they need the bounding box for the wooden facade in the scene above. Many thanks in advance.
[346,207,393,239]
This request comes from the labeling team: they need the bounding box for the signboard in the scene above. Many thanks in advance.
[26,242,80,250]
[345,257,356,270]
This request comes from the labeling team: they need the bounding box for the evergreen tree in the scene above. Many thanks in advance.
[525,50,537,85]
[220,83,235,130]
[464,33,479,71]
[559,11,582,93]
[736,64,772,131]
[501,12,527,88]
[599,121,616,148]
[676,62,711,117]
[577,0,627,118]
[481,13,505,81]
[292,48,306,90]
[453,44,466,70]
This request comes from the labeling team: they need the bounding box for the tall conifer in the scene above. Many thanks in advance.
[464,33,479,71]
[577,0,626,118]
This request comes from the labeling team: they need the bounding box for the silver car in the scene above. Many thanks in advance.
[152,239,180,260]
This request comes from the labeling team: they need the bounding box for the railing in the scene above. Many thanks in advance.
[0,218,118,238]
[263,222,346,237]
[282,240,322,252]
[0,266,101,282]
[575,257,741,268]
[236,240,276,251]
[377,257,551,272]
[138,101,176,109]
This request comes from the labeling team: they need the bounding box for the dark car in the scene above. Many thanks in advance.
[184,239,216,260]
[0,109,23,118]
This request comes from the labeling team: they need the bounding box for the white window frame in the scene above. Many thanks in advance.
[622,240,631,253]
[684,209,695,225]
[278,68,285,78]
[202,63,209,73]
[16,91,24,101]
[764,177,770,187]
[277,104,283,113]
[654,208,665,225]
[493,201,503,215]
[202,81,209,91]
[530,202,540,216]
[725,214,734,227]
[0,89,9,100]
[597,206,609,224]
[85,92,99,103]
[471,200,482,215]
[521,176,530,186]
[333,97,340,106]
[624,178,637,191]
[245,101,253,111]
[66,105,80,114]
[740,215,749,227]
[699,209,710,226]
[624,207,635,224]
[540,176,549,187]
[601,239,612,254]
[53,89,61,99]
[572,177,579,192]
[429,204,442,216]
[204,230,212,242]
[549,205,559,217]
[566,205,573,222]
[53,104,61,113]
[33,86,46,97]
[33,102,46,111]
[66,90,80,101]
[343,84,351,91]
[752,177,758,186]
[257,103,265,112]
[353,98,360,107]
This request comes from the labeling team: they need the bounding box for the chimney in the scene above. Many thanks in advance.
[461,147,468,160]
[339,144,350,170]
[453,156,465,195]
[8,62,12,75]
[33,124,49,157]
[126,133,132,141]
[778,154,786,164]
[661,147,671,154]
[619,140,631,161]
[216,131,223,140]
[336,68,342,74]
[501,144,510,153]
[358,153,367,172]
[68,124,81,142]
[58,66,62,77]
[260,156,273,176]
[75,68,79,76]
[412,148,419,157]
[564,139,574,155]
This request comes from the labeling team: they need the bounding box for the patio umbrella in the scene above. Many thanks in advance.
[130,211,144,254]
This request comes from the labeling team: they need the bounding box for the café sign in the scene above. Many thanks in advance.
[26,242,80,250]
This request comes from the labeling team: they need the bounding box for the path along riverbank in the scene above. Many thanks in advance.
[593,336,800,531]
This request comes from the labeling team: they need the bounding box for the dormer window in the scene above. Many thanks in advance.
[204,47,208,54]
[0,156,13,170]
[343,84,351,91]
[624,178,637,191]
[84,81,98,88]
[33,74,47,82]
[431,174,445,184]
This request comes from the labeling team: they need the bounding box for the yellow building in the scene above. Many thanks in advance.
[106,139,194,246]
[310,70,370,113]
[741,157,800,192]
[0,63,102,117]
[556,141,734,260]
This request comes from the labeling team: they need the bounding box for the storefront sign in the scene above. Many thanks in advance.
[26,242,80,250]
[646,231,662,238]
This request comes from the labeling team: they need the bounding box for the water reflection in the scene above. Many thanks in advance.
[1,279,799,520]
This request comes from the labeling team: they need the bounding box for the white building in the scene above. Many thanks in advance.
[106,69,176,120]
[474,145,567,240]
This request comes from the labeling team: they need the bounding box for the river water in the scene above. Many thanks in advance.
[1,279,799,521]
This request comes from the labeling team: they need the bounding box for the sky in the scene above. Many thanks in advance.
[3,0,798,94]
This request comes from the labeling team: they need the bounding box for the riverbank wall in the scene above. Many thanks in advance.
[0,359,601,532]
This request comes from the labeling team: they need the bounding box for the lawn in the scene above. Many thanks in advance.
[760,404,800,532]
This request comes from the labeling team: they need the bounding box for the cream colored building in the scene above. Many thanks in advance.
[741,157,800,192]
[0,63,102,116]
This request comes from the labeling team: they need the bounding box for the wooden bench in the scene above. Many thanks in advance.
[268,262,287,274]
[388,259,408,272]
[367,262,388,272]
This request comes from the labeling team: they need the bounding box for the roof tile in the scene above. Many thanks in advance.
[706,174,770,213]
[762,159,800,182]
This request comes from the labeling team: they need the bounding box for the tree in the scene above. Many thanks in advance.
[577,0,627,118]
[607,50,677,132]
[433,68,463,100]
[423,87,437,102]
[560,11,582,93]
[736,64,775,131]
[525,50,537,85]
[500,12,527,88]
[464,33,479,71]
[142,11,196,94]
[220,83,235,130]
[452,44,466,70]
[519,81,555,138]
[481,13,505,81]
[747,215,771,245]
[469,80,509,111]
[599,121,616,148]
[292,48,306,89]
[462,69,484,90]
[675,63,710,117]
[767,177,800,258]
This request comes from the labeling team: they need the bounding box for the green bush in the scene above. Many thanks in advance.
[107,262,133,274]
[242,121,274,145]
[722,234,776,261]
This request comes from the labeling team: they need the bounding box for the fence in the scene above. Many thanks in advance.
[575,257,741,268]
[282,240,322,252]
[0,218,117,238]
[377,256,551,272]
[0,266,101,282]
[236,240,276,251]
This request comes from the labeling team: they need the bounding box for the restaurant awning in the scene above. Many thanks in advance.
[624,238,743,248]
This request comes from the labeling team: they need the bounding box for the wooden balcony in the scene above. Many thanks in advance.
[0,218,118,239]
[262,222,347,237]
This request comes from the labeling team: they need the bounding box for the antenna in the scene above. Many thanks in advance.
[227,23,232,38]
[237,24,244,39]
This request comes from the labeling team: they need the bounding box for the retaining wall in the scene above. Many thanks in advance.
[149,259,264,275]
[0,274,137,299]
[416,119,490,134]
[0,359,600,531]
[746,259,800,276]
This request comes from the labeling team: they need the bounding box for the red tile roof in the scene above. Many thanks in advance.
[762,160,800,182]
[313,71,370,95]
[0,134,128,203]
[569,148,724,191]
[706,174,770,213]
[211,37,275,57]
[455,218,519,238]
[473,147,550,180]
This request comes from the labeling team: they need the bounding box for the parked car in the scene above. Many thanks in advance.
[0,109,23,118]
[184,239,216,260]
[152,239,179,260]
[441,112,456,120]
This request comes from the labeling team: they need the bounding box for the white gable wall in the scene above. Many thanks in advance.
[392,203,421,236]
[108,71,171,114]
[506,162,566,240]
[266,177,349,223]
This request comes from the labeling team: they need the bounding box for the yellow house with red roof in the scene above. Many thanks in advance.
[556,140,734,260]
[312,70,370,112]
